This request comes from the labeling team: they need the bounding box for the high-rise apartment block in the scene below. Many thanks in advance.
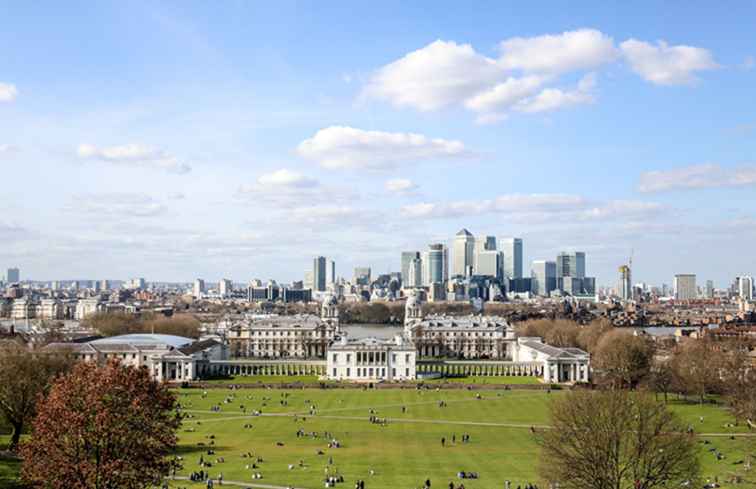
[673,274,697,300]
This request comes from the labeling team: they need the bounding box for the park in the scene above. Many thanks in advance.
[156,381,754,488]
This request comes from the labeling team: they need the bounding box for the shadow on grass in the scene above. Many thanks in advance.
[0,451,25,489]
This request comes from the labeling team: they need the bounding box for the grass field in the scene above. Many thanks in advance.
[199,375,543,386]
[168,388,756,489]
[1,389,754,488]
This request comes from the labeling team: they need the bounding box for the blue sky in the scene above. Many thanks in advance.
[1,1,755,287]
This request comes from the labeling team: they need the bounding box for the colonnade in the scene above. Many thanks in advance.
[205,361,326,378]
[415,361,543,377]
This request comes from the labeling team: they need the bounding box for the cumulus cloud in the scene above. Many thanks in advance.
[68,193,168,218]
[498,29,618,74]
[297,126,468,170]
[515,73,596,113]
[77,143,191,174]
[385,178,419,194]
[362,30,716,122]
[620,39,718,85]
[362,40,501,111]
[256,168,319,188]
[401,193,661,223]
[0,83,18,102]
[638,164,756,192]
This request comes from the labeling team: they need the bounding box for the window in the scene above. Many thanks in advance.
[392,368,396,377]
[346,368,350,377]
[369,368,373,377]
[405,368,409,377]
[333,368,337,376]
[346,354,351,362]
[405,354,410,363]
[332,353,338,362]
[392,354,397,362]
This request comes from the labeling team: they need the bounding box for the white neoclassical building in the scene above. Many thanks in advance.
[326,335,416,382]
[513,337,590,383]
[222,295,341,359]
[404,293,515,359]
[44,334,226,382]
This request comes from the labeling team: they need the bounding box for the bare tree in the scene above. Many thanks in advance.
[0,345,73,450]
[593,329,655,389]
[538,390,700,489]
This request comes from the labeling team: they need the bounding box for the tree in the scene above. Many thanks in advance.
[647,360,675,403]
[593,329,655,389]
[515,319,581,348]
[538,390,700,489]
[670,340,722,404]
[576,318,613,353]
[0,345,72,450]
[20,360,181,489]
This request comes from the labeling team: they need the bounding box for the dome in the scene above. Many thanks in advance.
[90,334,194,349]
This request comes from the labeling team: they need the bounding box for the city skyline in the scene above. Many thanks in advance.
[1,2,756,285]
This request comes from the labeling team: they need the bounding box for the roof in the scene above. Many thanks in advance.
[521,341,589,359]
[456,228,473,237]
[90,334,194,348]
[179,338,221,355]
[329,336,414,352]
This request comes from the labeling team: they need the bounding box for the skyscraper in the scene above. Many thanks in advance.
[401,251,420,284]
[473,236,496,275]
[193,278,205,297]
[407,257,423,287]
[476,250,502,279]
[705,280,714,299]
[327,259,336,287]
[736,276,754,301]
[424,243,448,285]
[618,265,632,301]
[452,229,475,277]
[219,278,233,298]
[6,267,20,283]
[313,256,327,292]
[673,274,697,300]
[531,260,556,296]
[557,252,585,279]
[498,238,523,279]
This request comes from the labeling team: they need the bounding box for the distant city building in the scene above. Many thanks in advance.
[736,276,754,301]
[705,280,715,299]
[400,251,420,285]
[193,278,206,298]
[618,265,632,301]
[327,259,336,287]
[473,235,496,274]
[423,243,448,285]
[353,267,371,286]
[673,274,697,300]
[219,278,233,298]
[475,250,502,280]
[531,260,556,297]
[313,256,327,292]
[407,257,423,288]
[557,252,585,279]
[499,237,523,279]
[303,271,314,290]
[6,268,20,283]
[452,229,475,277]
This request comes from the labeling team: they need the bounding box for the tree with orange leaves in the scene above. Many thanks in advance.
[20,360,181,489]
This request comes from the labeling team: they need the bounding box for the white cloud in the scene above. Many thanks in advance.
[620,39,718,85]
[77,143,191,174]
[68,193,168,218]
[515,73,596,113]
[742,56,755,71]
[498,29,618,74]
[362,40,502,111]
[638,164,756,192]
[0,144,19,154]
[256,168,319,188]
[297,126,468,170]
[0,83,18,102]
[385,178,419,194]
[401,193,661,223]
[464,75,546,115]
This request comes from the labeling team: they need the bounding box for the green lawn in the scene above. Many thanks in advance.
[421,375,542,385]
[197,375,322,385]
[2,390,754,488]
[169,388,756,488]
[0,435,23,489]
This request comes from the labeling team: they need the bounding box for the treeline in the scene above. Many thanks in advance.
[82,312,201,338]
[338,302,405,324]
[516,318,756,414]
